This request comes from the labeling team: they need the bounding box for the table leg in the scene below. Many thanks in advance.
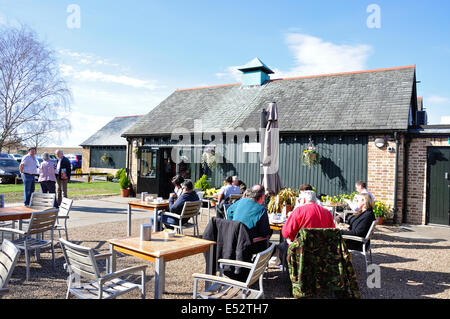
[109,244,116,273]
[155,257,165,299]
[205,245,214,289]
[127,205,132,236]
[153,208,159,232]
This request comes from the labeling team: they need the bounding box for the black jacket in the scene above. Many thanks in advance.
[202,217,253,281]
[341,209,375,250]
[57,156,71,180]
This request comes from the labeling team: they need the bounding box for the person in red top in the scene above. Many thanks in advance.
[282,190,336,242]
[269,190,335,267]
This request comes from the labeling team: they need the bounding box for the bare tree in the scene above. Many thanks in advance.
[0,25,71,151]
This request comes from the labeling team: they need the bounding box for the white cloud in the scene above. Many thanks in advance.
[427,95,450,104]
[441,116,450,124]
[216,33,372,81]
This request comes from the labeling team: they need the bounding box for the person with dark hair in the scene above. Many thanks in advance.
[171,175,185,198]
[216,175,242,219]
[226,184,272,254]
[152,180,200,230]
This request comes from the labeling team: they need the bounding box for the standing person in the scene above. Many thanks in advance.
[19,147,39,206]
[55,149,71,207]
[38,153,57,199]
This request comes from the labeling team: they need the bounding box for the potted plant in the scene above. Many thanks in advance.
[301,146,321,168]
[373,201,392,225]
[267,188,297,216]
[201,147,218,171]
[194,174,211,192]
[119,171,131,197]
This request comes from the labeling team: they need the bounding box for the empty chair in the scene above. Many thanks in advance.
[59,238,147,299]
[192,243,275,299]
[0,208,59,281]
[54,198,73,241]
[160,201,202,236]
[0,239,21,298]
[29,193,56,209]
[342,217,380,276]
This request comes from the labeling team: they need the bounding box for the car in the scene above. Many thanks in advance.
[0,158,22,184]
[0,153,14,159]
[67,153,82,170]
[11,154,23,163]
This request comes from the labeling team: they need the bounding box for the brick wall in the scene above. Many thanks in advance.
[367,135,405,224]
[405,137,449,225]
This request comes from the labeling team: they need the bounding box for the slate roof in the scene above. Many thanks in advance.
[80,115,144,146]
[122,65,417,137]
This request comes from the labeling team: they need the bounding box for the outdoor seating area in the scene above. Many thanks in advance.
[0,194,448,299]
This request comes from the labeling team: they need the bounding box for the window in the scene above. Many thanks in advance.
[141,148,157,178]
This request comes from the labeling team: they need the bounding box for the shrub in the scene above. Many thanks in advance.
[115,168,125,179]
[194,174,210,191]
[119,172,131,189]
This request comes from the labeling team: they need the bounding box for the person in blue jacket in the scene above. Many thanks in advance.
[151,180,199,229]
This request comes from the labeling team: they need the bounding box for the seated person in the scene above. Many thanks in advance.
[344,180,374,211]
[215,176,242,218]
[273,190,335,267]
[171,175,184,198]
[340,193,375,251]
[226,184,272,254]
[294,184,323,209]
[151,180,199,229]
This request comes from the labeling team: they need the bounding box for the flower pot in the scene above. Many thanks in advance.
[121,188,130,197]
[377,217,384,225]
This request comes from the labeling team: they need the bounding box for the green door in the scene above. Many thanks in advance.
[427,147,450,225]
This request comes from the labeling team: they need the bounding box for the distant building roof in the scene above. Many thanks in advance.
[122,65,417,137]
[81,115,144,147]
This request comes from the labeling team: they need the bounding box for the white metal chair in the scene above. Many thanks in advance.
[161,200,202,236]
[29,193,56,209]
[54,198,73,241]
[59,238,147,299]
[0,208,59,281]
[193,243,275,299]
[0,239,21,298]
[342,217,380,276]
[223,203,231,219]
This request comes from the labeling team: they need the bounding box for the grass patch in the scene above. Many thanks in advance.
[0,181,121,203]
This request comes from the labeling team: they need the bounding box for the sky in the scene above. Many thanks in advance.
[1,0,449,147]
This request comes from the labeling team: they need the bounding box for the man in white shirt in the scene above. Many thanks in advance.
[345,180,374,211]
[19,147,39,206]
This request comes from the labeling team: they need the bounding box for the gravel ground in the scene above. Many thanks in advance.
[2,212,449,299]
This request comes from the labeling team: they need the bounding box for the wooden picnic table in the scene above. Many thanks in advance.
[127,200,170,235]
[108,233,216,299]
[0,206,36,222]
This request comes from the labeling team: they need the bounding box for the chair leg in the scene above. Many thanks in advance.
[25,248,30,281]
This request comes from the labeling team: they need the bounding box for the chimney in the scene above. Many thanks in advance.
[238,57,274,86]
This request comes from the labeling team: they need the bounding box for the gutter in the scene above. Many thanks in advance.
[393,132,399,224]
[402,134,411,224]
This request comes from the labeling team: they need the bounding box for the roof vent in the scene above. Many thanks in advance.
[238,58,274,86]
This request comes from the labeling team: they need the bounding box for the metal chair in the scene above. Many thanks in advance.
[193,243,275,299]
[29,193,56,209]
[0,239,21,298]
[0,208,59,281]
[161,201,202,236]
[59,238,147,299]
[342,217,380,276]
[0,194,13,242]
[54,198,73,241]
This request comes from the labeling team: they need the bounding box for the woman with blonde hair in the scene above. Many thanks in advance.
[341,193,375,250]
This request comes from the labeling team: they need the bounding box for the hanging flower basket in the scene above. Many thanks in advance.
[201,147,218,171]
[301,147,321,168]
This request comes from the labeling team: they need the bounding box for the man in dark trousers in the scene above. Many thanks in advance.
[55,149,71,207]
